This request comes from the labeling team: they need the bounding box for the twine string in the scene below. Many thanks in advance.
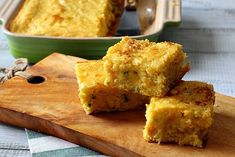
[0,58,32,84]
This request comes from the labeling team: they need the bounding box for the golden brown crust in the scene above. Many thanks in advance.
[143,81,215,147]
[168,81,215,106]
[9,0,124,37]
[103,37,188,97]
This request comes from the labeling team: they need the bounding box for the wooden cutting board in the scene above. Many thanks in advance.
[0,53,235,157]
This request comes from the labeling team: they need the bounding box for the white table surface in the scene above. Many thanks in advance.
[0,0,235,157]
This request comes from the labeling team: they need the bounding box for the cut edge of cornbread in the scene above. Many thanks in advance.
[75,60,149,114]
[107,0,125,36]
[143,81,215,147]
[103,37,189,97]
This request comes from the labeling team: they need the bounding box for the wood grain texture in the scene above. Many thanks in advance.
[0,53,235,157]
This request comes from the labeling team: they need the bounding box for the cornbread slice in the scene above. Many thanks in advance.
[143,81,215,147]
[9,0,124,37]
[75,60,149,114]
[103,37,188,97]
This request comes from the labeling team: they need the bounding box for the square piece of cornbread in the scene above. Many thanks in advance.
[143,81,215,147]
[75,60,149,114]
[9,0,124,37]
[102,37,188,97]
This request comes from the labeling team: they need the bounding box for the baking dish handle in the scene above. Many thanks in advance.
[0,0,21,25]
[160,0,181,27]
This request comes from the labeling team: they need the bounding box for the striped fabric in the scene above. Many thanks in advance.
[25,129,107,157]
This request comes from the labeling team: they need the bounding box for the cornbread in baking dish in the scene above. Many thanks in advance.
[75,60,149,114]
[9,0,124,37]
[143,81,215,147]
[103,37,188,97]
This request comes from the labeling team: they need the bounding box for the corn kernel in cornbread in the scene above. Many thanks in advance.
[103,37,188,97]
[143,81,215,147]
[9,0,124,37]
[75,60,149,114]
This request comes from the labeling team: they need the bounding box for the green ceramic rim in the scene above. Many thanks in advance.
[5,32,161,63]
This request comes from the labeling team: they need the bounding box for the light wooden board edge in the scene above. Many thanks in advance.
[0,106,140,157]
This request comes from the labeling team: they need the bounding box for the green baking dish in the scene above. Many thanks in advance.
[0,0,181,63]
